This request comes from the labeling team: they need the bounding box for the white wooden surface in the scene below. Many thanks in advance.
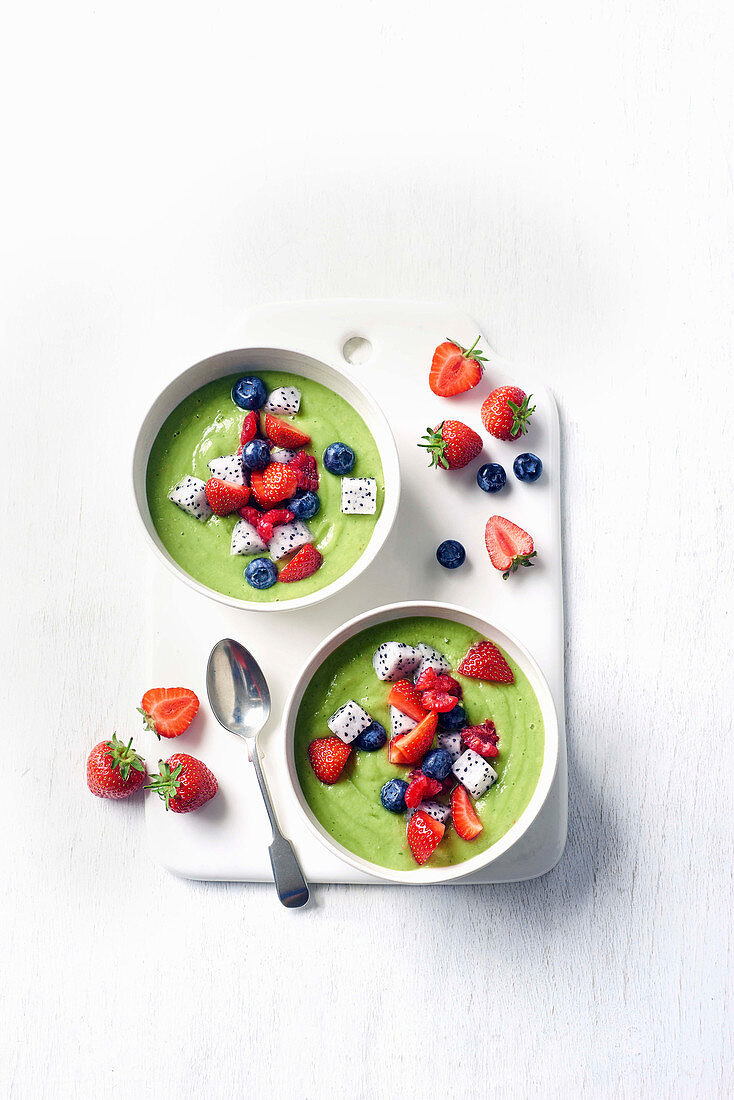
[2,1,732,1097]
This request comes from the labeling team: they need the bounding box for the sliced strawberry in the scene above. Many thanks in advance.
[205,478,251,516]
[238,410,259,451]
[407,810,445,865]
[388,737,411,765]
[457,641,514,684]
[138,687,199,740]
[291,451,319,491]
[264,413,311,449]
[428,336,486,397]
[250,463,299,505]
[279,544,323,582]
[256,508,295,541]
[307,737,351,784]
[404,770,443,808]
[461,719,500,758]
[451,785,483,840]
[485,515,536,579]
[391,712,438,765]
[387,679,427,722]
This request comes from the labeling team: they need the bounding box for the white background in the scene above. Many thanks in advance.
[2,1,732,1097]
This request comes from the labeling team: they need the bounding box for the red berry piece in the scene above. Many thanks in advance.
[421,690,459,713]
[461,720,500,758]
[480,386,535,441]
[407,810,445,864]
[138,687,200,739]
[457,641,514,684]
[264,413,311,449]
[404,770,443,808]
[205,478,251,516]
[485,515,537,579]
[279,544,323,583]
[429,337,486,397]
[238,410,260,452]
[256,508,295,541]
[307,737,351,784]
[238,505,262,526]
[451,785,483,840]
[86,734,146,799]
[145,753,218,813]
[418,420,483,470]
[291,451,319,491]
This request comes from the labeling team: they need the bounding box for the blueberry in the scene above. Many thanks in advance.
[354,720,387,752]
[323,442,355,475]
[513,452,543,482]
[242,439,271,470]
[436,539,465,569]
[438,703,467,730]
[380,778,409,813]
[244,557,278,589]
[477,463,506,493]
[232,376,267,410]
[288,491,321,520]
[421,748,453,781]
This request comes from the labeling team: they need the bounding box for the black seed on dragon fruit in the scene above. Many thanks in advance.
[451,749,498,799]
[372,641,422,682]
[340,477,377,514]
[327,700,373,744]
[168,476,213,521]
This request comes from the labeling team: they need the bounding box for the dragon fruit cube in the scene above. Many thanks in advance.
[372,641,422,682]
[168,476,212,521]
[327,700,373,744]
[452,749,498,799]
[207,452,247,485]
[340,477,377,515]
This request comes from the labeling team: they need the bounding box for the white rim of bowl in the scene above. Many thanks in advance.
[283,600,560,884]
[132,346,401,612]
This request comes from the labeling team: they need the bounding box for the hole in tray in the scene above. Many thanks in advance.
[342,336,373,365]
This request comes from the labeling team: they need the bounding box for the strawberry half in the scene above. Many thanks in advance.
[307,737,351,784]
[390,712,438,765]
[264,413,311,449]
[138,687,200,739]
[451,785,483,840]
[238,410,259,451]
[205,478,251,516]
[418,420,483,470]
[485,515,536,578]
[407,810,445,865]
[387,679,427,722]
[279,544,323,582]
[250,463,299,505]
[457,641,514,684]
[480,386,535,441]
[429,337,486,397]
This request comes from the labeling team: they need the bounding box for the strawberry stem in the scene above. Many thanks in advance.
[507,395,536,437]
[417,424,450,469]
[143,761,184,811]
[137,707,161,740]
[105,733,146,781]
[502,551,537,580]
[446,335,488,364]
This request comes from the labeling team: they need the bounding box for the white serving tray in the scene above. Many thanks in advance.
[143,300,567,884]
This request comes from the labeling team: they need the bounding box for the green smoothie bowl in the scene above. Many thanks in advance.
[132,348,400,611]
[284,601,559,884]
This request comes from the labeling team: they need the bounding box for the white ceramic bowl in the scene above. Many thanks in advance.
[132,346,401,612]
[284,600,559,884]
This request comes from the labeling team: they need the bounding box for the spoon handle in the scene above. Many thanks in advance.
[250,746,310,909]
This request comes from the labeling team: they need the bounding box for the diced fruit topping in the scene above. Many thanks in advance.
[380,778,409,813]
[457,640,514,683]
[205,477,251,516]
[291,451,319,491]
[340,477,377,514]
[390,706,417,736]
[307,737,351,784]
[244,557,278,589]
[407,810,445,864]
[437,732,463,761]
[323,442,355,474]
[373,642,422,682]
[278,543,323,583]
[513,452,543,482]
[484,515,537,579]
[421,748,453,781]
[256,508,295,541]
[421,690,459,713]
[387,679,427,722]
[390,711,438,765]
[414,667,462,696]
[413,644,449,679]
[268,520,313,560]
[429,336,486,397]
[168,476,212,522]
[86,734,147,799]
[264,412,311,449]
[232,376,267,410]
[354,720,387,751]
[231,518,268,556]
[436,539,466,569]
[404,770,444,808]
[451,785,483,840]
[327,700,373,744]
[452,749,498,799]
[145,753,218,813]
[388,737,411,765]
[238,505,262,526]
[418,420,483,470]
[263,385,301,415]
[271,446,297,464]
[242,439,271,470]
[208,452,246,485]
[138,687,200,740]
[250,463,299,505]
[476,462,506,493]
[461,719,500,758]
[480,386,535,440]
[239,410,259,448]
[288,490,320,519]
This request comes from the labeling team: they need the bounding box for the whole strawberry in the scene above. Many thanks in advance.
[145,753,218,813]
[87,734,146,799]
[418,420,482,470]
[481,387,535,441]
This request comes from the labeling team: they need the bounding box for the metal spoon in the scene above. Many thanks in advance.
[206,638,309,909]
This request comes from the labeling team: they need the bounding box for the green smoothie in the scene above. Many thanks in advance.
[295,617,545,870]
[146,371,385,602]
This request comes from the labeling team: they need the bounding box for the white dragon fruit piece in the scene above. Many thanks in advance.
[341,477,377,515]
[270,446,297,465]
[414,643,450,680]
[268,521,312,561]
[168,476,212,521]
[390,706,417,736]
[230,519,267,556]
[372,641,422,682]
[412,800,451,825]
[437,732,462,762]
[264,386,301,415]
[452,749,498,799]
[327,700,373,744]
[207,452,246,485]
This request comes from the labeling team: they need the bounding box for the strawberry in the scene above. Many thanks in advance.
[238,505,262,526]
[451,785,483,840]
[387,679,427,722]
[414,667,462,696]
[404,770,443,808]
[256,508,295,541]
[307,737,351,784]
[421,690,459,713]
[388,737,411,765]
[86,734,146,799]
[461,719,500,758]
[205,477,251,516]
[279,544,323,582]
[480,386,535,441]
[418,420,483,470]
[429,336,486,397]
[407,810,445,864]
[238,410,259,451]
[250,463,298,505]
[485,515,537,578]
[457,641,514,684]
[390,712,438,765]
[264,413,311,449]
[145,753,218,813]
[138,687,200,740]
[291,451,319,491]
